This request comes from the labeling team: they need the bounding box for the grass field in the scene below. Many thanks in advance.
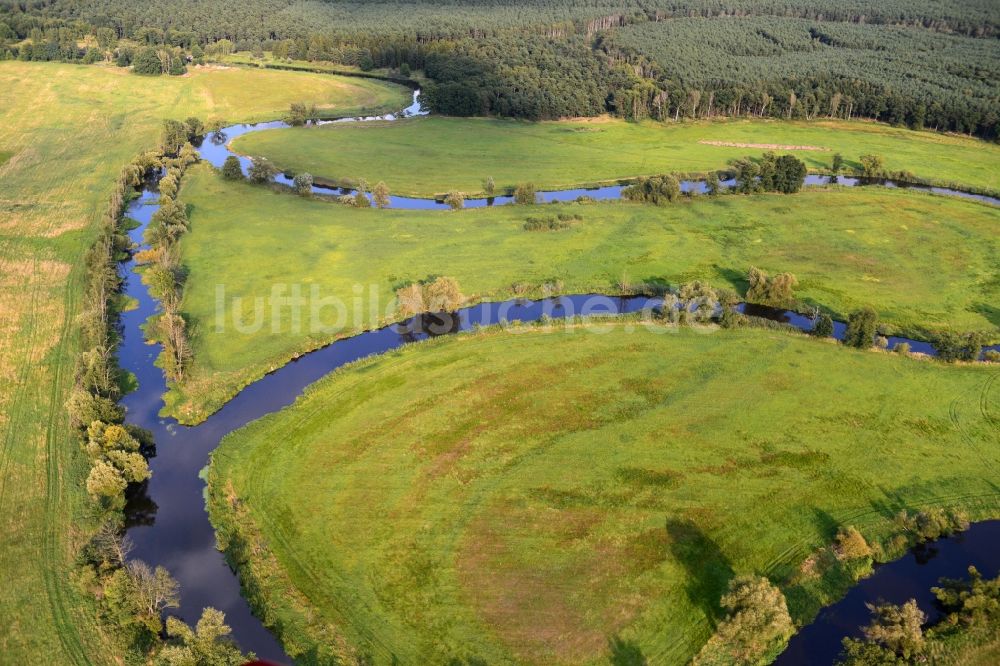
[170,164,1000,423]
[231,115,1000,197]
[0,60,406,663]
[207,324,1000,665]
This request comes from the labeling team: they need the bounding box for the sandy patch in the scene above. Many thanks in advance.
[699,140,828,151]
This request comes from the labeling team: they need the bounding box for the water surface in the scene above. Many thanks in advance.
[117,95,999,663]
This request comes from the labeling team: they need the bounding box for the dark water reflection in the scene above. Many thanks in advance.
[776,521,1000,665]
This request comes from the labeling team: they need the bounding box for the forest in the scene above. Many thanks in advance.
[1,0,997,135]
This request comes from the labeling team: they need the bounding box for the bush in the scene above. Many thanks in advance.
[860,154,886,178]
[372,181,390,208]
[293,172,313,196]
[284,102,310,127]
[985,350,1000,363]
[86,461,128,509]
[834,526,872,561]
[67,387,125,428]
[132,46,162,75]
[247,157,277,184]
[934,331,989,362]
[733,152,806,193]
[353,190,371,208]
[895,342,911,355]
[396,277,465,316]
[443,191,464,209]
[895,507,969,544]
[623,174,681,204]
[746,266,797,307]
[812,313,834,338]
[160,119,187,156]
[693,575,793,665]
[843,307,879,349]
[513,182,538,205]
[841,600,926,664]
[114,47,132,67]
[705,171,721,195]
[221,156,243,180]
[523,214,578,231]
[184,117,204,141]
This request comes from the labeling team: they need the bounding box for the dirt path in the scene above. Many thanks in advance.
[698,140,829,151]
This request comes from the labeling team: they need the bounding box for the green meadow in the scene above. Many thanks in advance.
[231,115,1000,197]
[0,60,407,663]
[208,324,1000,665]
[170,165,1000,423]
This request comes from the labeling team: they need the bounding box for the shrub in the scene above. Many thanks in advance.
[843,307,879,349]
[934,331,989,362]
[184,117,204,141]
[167,57,186,76]
[834,526,872,561]
[812,313,834,338]
[372,181,390,208]
[623,173,681,204]
[693,575,793,665]
[733,152,806,193]
[523,214,578,231]
[247,157,277,184]
[284,102,309,126]
[160,119,187,156]
[513,182,539,205]
[132,46,162,75]
[932,566,1000,626]
[67,387,125,428]
[895,507,969,543]
[895,342,911,355]
[746,266,797,307]
[705,171,721,195]
[221,156,243,180]
[860,154,886,178]
[840,600,925,664]
[292,172,313,196]
[353,190,371,208]
[396,277,465,315]
[985,350,1000,363]
[443,190,464,209]
[86,461,128,509]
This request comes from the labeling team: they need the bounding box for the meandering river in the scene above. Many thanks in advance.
[117,92,999,663]
[199,91,1000,209]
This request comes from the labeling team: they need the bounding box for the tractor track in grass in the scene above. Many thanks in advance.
[950,376,997,475]
[980,371,999,430]
[41,272,91,666]
[0,271,41,512]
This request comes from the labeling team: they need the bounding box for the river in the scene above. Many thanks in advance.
[116,92,999,663]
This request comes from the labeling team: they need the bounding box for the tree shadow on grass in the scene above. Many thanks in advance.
[665,518,734,630]
[783,507,851,617]
[607,634,647,665]
[710,264,748,292]
[971,301,1000,328]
